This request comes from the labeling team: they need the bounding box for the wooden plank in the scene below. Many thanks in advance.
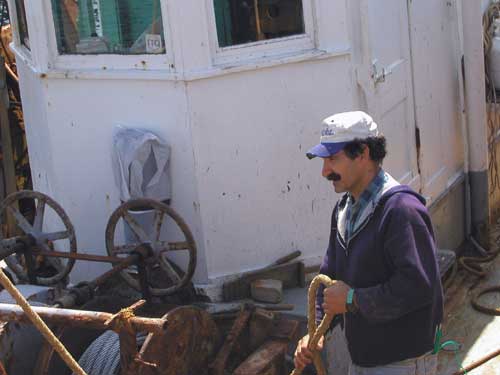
[233,340,288,375]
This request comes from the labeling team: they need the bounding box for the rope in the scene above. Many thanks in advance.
[0,268,87,375]
[458,251,498,278]
[471,285,500,315]
[290,274,336,375]
[459,219,500,315]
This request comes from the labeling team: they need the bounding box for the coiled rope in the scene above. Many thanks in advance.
[290,274,336,375]
[459,218,500,315]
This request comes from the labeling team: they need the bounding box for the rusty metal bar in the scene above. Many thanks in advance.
[90,253,142,288]
[1,238,148,266]
[35,250,124,263]
[0,303,167,334]
[101,300,147,375]
[119,329,138,375]
[452,347,500,375]
[52,247,151,308]
[0,233,139,264]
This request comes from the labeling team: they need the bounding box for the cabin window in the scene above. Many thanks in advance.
[213,0,305,48]
[50,0,165,55]
[13,0,30,49]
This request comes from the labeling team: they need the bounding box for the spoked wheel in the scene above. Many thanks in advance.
[0,190,77,285]
[105,199,197,296]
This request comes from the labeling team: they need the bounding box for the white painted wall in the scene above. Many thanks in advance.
[43,78,209,282]
[6,0,471,287]
[408,0,465,202]
[187,56,353,279]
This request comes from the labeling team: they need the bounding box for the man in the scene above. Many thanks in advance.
[294,111,443,374]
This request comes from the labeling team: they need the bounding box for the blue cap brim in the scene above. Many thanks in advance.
[306,142,348,159]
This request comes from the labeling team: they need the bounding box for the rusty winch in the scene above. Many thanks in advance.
[0,191,300,375]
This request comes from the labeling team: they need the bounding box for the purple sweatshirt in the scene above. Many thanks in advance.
[316,185,443,367]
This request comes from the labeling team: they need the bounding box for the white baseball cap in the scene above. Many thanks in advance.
[306,111,379,159]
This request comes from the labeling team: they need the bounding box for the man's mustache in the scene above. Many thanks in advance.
[326,172,341,181]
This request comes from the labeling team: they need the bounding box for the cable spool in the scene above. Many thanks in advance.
[74,331,146,375]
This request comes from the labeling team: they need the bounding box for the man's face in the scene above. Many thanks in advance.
[321,150,363,194]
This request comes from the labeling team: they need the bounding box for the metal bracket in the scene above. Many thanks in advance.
[372,59,393,85]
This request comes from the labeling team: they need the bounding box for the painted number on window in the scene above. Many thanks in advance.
[146,34,163,54]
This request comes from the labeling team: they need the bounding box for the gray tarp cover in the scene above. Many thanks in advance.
[112,125,171,202]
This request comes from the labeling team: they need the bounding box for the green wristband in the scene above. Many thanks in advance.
[346,288,358,313]
[347,288,355,305]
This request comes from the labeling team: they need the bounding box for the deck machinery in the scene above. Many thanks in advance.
[0,191,299,375]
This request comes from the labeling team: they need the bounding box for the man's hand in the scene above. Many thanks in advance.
[322,280,350,316]
[293,334,324,370]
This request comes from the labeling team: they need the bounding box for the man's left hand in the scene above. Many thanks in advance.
[322,280,351,316]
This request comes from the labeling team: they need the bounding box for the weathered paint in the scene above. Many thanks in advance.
[408,0,465,203]
[428,176,465,251]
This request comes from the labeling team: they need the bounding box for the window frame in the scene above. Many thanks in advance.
[206,0,317,65]
[12,0,30,49]
[42,0,175,72]
[7,0,32,59]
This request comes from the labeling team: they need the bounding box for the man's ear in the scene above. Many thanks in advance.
[361,144,370,160]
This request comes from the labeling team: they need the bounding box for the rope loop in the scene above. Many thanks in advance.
[290,275,336,375]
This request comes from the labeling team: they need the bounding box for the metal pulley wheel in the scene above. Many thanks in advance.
[139,306,220,375]
[105,199,197,296]
[0,190,77,285]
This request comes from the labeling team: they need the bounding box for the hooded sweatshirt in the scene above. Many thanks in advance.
[315,178,444,367]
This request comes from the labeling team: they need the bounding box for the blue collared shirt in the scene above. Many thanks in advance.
[345,168,386,241]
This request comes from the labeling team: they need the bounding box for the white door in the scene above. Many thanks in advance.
[356,0,421,191]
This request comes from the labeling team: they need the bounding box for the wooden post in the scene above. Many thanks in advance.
[0,56,17,236]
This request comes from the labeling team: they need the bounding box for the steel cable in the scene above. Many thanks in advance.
[74,331,147,375]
